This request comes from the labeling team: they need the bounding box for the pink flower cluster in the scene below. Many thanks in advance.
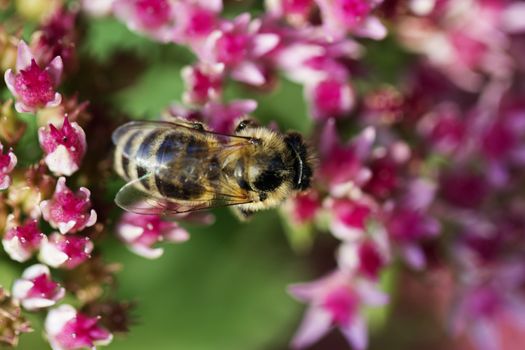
[2,27,112,350]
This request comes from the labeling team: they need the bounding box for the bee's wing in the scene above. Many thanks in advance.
[115,174,254,216]
[113,120,256,215]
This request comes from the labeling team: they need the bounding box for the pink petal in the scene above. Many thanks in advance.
[252,33,279,57]
[16,40,34,71]
[356,16,387,40]
[14,101,33,113]
[45,56,63,87]
[340,316,368,350]
[46,92,62,108]
[290,306,332,349]
[402,244,426,270]
[501,3,525,33]
[231,62,265,86]
[4,69,17,95]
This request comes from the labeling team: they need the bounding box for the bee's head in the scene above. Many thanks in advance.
[284,132,313,191]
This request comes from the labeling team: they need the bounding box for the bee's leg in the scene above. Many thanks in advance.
[235,118,260,133]
[231,207,255,221]
[162,115,208,131]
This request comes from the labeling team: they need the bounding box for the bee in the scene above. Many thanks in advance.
[112,118,314,219]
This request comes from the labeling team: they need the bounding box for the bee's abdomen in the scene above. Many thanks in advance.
[114,127,211,201]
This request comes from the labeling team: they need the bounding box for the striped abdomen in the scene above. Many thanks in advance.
[114,127,220,202]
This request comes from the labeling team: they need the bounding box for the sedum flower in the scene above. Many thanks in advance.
[45,304,113,350]
[0,142,17,190]
[181,63,224,105]
[327,197,374,241]
[318,119,375,195]
[172,0,222,48]
[4,40,62,113]
[38,117,87,176]
[40,177,97,234]
[288,270,388,349]
[201,13,280,86]
[12,264,65,310]
[2,215,45,263]
[305,78,355,121]
[116,212,189,259]
[113,0,176,42]
[316,0,387,41]
[39,233,94,269]
[265,0,316,27]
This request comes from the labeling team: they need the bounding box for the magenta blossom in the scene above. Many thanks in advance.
[40,177,97,234]
[0,142,17,190]
[38,117,87,176]
[305,78,355,121]
[201,13,280,86]
[2,216,45,263]
[337,234,389,281]
[288,270,388,349]
[327,197,375,241]
[316,0,386,41]
[12,264,65,310]
[181,63,224,105]
[266,0,316,26]
[117,212,190,259]
[318,119,375,195]
[287,191,321,225]
[113,0,176,42]
[39,233,94,269]
[4,40,62,113]
[172,0,222,48]
[45,304,113,350]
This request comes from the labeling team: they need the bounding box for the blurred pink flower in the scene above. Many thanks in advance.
[327,197,374,241]
[305,78,355,120]
[45,304,113,350]
[338,236,389,280]
[316,0,386,40]
[201,13,279,86]
[40,177,97,234]
[318,119,375,194]
[2,216,45,263]
[172,0,222,47]
[39,117,87,176]
[288,191,321,224]
[266,0,316,26]
[12,264,65,310]
[39,233,94,269]
[117,212,189,259]
[0,142,17,190]
[4,40,62,113]
[288,270,388,349]
[181,63,224,105]
[113,0,176,42]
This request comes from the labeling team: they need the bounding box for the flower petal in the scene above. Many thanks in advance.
[290,306,332,349]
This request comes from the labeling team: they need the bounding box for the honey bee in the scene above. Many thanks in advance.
[112,118,314,219]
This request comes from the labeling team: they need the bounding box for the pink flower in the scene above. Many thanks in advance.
[12,264,65,310]
[338,237,389,280]
[288,270,388,349]
[117,212,189,259]
[45,304,113,350]
[201,13,280,86]
[4,40,62,113]
[40,177,97,234]
[328,197,374,241]
[316,0,386,41]
[2,216,45,262]
[305,78,355,120]
[113,0,176,42]
[318,119,375,194]
[181,63,224,105]
[418,103,466,155]
[172,0,222,47]
[39,233,94,269]
[38,117,87,176]
[266,0,316,26]
[0,142,17,190]
[288,191,321,224]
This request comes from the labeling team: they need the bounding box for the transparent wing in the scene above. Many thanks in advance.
[115,174,254,216]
